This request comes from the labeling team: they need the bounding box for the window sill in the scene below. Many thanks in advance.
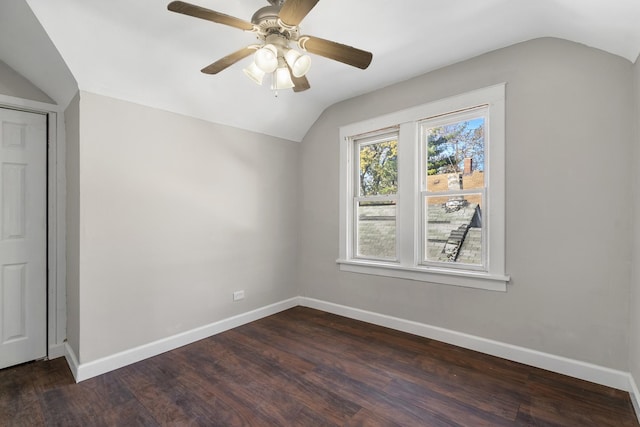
[336,259,509,292]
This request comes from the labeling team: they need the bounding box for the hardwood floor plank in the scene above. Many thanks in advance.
[0,365,45,427]
[278,312,424,367]
[92,399,160,426]
[28,357,75,394]
[38,385,110,426]
[305,365,461,427]
[170,335,316,426]
[217,329,363,425]
[0,307,637,426]
[176,371,267,425]
[407,355,524,420]
[527,369,635,413]
[305,318,523,422]
[386,376,516,426]
[251,316,398,390]
[345,407,405,427]
[517,373,638,427]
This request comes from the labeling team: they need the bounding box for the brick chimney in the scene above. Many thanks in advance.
[463,158,473,175]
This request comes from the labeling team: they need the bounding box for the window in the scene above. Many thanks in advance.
[338,84,509,291]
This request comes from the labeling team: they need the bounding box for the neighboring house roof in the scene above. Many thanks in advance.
[426,202,482,265]
[357,200,482,265]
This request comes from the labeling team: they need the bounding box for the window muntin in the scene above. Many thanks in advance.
[354,132,398,261]
[421,108,487,270]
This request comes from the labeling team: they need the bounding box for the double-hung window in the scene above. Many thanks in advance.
[338,84,509,291]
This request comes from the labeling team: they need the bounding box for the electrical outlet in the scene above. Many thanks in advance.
[233,290,245,301]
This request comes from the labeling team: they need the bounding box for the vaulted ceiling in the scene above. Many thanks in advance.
[3,0,640,141]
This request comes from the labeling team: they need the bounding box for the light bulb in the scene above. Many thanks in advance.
[271,67,295,90]
[285,49,311,77]
[243,61,265,85]
[254,44,278,73]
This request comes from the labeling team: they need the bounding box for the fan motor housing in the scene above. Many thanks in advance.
[251,5,279,24]
[251,5,300,41]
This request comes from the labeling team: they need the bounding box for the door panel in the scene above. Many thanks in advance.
[2,263,27,342]
[0,108,46,369]
[3,163,27,239]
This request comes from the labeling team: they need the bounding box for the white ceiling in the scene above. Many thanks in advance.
[10,0,640,141]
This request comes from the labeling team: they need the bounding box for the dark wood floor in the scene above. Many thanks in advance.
[1,307,638,426]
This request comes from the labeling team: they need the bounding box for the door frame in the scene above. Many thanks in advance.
[0,93,66,360]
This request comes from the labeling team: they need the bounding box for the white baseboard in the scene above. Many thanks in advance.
[61,293,636,411]
[68,297,299,382]
[630,374,640,424]
[299,297,631,392]
[64,342,80,379]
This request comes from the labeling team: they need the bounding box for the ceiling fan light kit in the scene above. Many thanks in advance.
[254,43,279,73]
[273,64,296,90]
[243,61,266,85]
[167,0,373,94]
[285,49,311,78]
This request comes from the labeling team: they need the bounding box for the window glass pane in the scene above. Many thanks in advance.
[358,139,398,197]
[424,194,482,266]
[357,201,396,260]
[426,117,485,192]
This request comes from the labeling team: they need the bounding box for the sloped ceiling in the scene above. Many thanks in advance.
[6,0,640,141]
[0,0,77,108]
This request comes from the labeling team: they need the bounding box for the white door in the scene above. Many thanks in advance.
[0,108,47,369]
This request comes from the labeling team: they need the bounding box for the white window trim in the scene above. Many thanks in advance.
[337,84,509,291]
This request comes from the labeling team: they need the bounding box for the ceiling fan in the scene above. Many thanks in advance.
[167,0,373,93]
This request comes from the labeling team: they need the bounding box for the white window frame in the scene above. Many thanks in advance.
[337,84,509,291]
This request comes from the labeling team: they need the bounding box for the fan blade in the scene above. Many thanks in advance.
[298,35,372,69]
[201,46,256,74]
[292,75,310,92]
[279,0,319,26]
[168,1,255,31]
[286,63,311,92]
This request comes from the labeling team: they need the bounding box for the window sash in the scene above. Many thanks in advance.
[421,190,486,271]
[352,130,399,261]
[420,106,488,193]
[419,106,488,271]
[353,197,398,261]
[354,132,399,198]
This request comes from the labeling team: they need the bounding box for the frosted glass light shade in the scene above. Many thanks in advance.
[271,67,295,90]
[243,62,265,85]
[285,49,311,77]
[254,44,278,73]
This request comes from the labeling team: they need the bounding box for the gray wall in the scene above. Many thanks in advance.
[71,91,299,363]
[631,55,640,387]
[0,59,53,103]
[299,38,634,370]
[64,92,81,358]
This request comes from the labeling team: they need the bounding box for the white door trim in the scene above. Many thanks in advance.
[0,93,67,359]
